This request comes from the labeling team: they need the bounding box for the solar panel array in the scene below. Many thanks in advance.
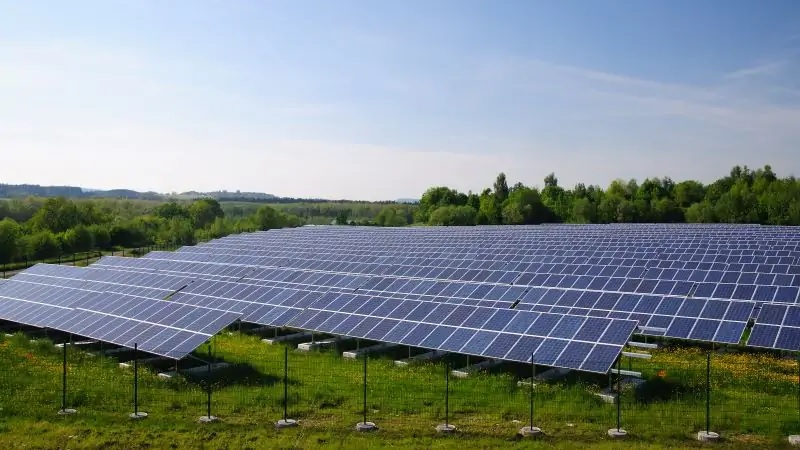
[1,224,798,364]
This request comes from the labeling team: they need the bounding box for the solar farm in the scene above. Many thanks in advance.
[1,223,799,448]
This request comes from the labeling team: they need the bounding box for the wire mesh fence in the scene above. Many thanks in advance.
[0,332,798,444]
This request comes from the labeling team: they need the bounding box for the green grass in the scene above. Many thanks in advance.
[0,332,797,449]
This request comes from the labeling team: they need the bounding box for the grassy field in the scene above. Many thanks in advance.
[0,331,797,449]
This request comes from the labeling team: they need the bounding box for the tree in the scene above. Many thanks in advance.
[60,224,95,253]
[501,187,551,225]
[23,230,61,260]
[415,186,467,223]
[375,206,410,227]
[188,198,224,228]
[428,205,478,226]
[493,173,510,203]
[673,180,705,208]
[253,205,285,230]
[335,210,350,225]
[153,201,189,220]
[28,197,81,233]
[0,218,21,263]
[478,190,502,225]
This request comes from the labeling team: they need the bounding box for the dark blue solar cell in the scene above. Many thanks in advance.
[732,285,756,301]
[575,291,602,308]
[521,287,546,303]
[353,297,386,316]
[362,318,399,340]
[666,317,695,338]
[482,333,520,359]
[462,308,496,329]
[550,315,585,339]
[669,281,693,296]
[350,316,382,337]
[677,299,705,317]
[304,311,335,330]
[600,323,634,345]
[776,286,800,303]
[533,339,568,366]
[724,301,754,322]
[633,295,659,314]
[635,279,658,294]
[503,335,543,362]
[604,277,625,291]
[554,290,580,307]
[700,300,728,320]
[647,315,671,329]
[774,328,800,351]
[756,273,776,285]
[540,289,564,305]
[439,328,477,352]
[529,314,561,336]
[758,304,787,325]
[504,312,538,334]
[720,271,739,283]
[775,274,794,286]
[387,300,421,320]
[712,283,736,299]
[588,277,609,290]
[573,317,609,341]
[399,322,437,345]
[738,273,757,285]
[461,330,498,354]
[594,292,620,310]
[405,302,437,322]
[424,304,455,323]
[714,321,746,344]
[581,344,620,373]
[571,276,592,290]
[653,281,676,295]
[418,325,456,348]
[316,312,348,333]
[689,319,719,341]
[558,275,578,288]
[482,309,517,332]
[619,278,641,293]
[371,299,401,317]
[753,285,777,302]
[748,324,779,348]
[784,307,800,327]
[615,294,640,312]
[381,320,416,342]
[555,341,593,369]
[441,306,476,327]
[693,283,716,298]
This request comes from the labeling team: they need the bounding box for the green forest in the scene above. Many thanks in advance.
[1,164,799,264]
[418,164,800,226]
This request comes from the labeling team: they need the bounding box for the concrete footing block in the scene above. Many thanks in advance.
[57,408,77,416]
[697,431,719,442]
[436,424,456,434]
[355,421,378,432]
[129,412,148,420]
[607,428,627,438]
[519,426,543,437]
[276,418,298,429]
[198,415,218,423]
[788,435,800,446]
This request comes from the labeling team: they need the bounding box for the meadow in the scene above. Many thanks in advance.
[0,330,797,449]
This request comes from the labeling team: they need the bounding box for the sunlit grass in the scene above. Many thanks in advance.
[0,332,797,449]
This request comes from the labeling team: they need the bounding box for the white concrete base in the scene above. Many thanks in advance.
[129,412,148,420]
[607,428,627,438]
[516,379,538,388]
[275,418,298,429]
[197,415,218,423]
[55,340,96,348]
[451,359,501,378]
[119,362,131,369]
[297,337,346,351]
[262,331,312,345]
[596,389,618,404]
[57,408,77,415]
[355,421,378,432]
[436,424,457,434]
[158,362,229,379]
[343,342,396,359]
[788,435,800,446]
[394,350,444,367]
[697,431,720,442]
[519,426,543,437]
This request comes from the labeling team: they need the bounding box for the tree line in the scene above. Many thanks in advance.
[0,197,300,264]
[415,164,800,226]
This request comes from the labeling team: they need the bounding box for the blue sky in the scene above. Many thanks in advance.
[1,1,799,200]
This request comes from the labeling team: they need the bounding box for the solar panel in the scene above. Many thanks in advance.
[287,295,637,373]
[747,303,800,351]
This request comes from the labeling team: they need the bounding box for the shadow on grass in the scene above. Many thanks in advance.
[184,363,282,388]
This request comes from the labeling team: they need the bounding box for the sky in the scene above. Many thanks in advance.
[1,1,799,200]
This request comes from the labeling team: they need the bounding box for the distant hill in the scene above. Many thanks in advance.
[0,183,405,204]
